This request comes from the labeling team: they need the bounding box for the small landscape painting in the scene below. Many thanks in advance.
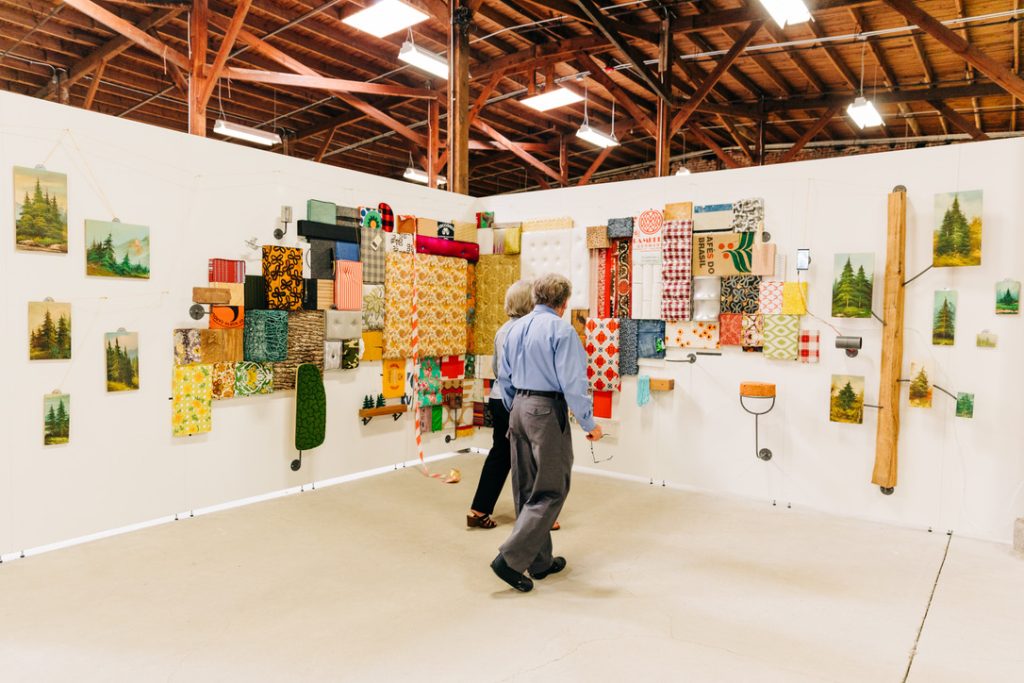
[933,190,982,267]
[908,361,932,409]
[14,166,68,253]
[995,279,1020,315]
[955,392,975,419]
[830,374,865,425]
[85,219,150,278]
[932,290,957,346]
[105,331,140,392]
[43,393,70,445]
[976,331,998,348]
[831,253,874,318]
[28,301,72,360]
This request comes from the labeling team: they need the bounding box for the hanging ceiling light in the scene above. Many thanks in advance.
[847,41,884,129]
[403,166,446,187]
[520,87,584,112]
[675,166,691,176]
[398,40,448,79]
[213,119,281,146]
[343,0,429,37]
[575,84,619,148]
[759,0,811,27]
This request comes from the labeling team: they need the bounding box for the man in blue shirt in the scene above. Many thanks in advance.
[490,273,603,593]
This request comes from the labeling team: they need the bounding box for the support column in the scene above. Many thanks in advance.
[188,0,209,136]
[654,18,672,177]
[447,2,472,194]
[428,97,440,187]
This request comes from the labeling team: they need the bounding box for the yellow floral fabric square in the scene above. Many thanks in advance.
[473,255,520,354]
[383,252,414,359]
[781,282,808,315]
[172,364,213,437]
[418,254,468,357]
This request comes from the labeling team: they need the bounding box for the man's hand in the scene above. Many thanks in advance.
[586,425,604,441]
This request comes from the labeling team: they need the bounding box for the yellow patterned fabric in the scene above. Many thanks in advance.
[172,364,213,437]
[781,282,809,315]
[262,245,304,310]
[383,252,414,359]
[473,255,520,355]
[418,254,468,357]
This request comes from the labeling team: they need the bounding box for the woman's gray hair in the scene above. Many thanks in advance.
[532,273,573,309]
[504,279,534,317]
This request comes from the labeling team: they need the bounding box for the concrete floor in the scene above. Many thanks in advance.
[0,454,1020,682]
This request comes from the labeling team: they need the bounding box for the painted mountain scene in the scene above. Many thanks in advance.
[86,220,150,278]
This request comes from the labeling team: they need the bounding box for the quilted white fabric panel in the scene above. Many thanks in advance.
[520,228,589,310]
[521,217,573,232]
[477,229,495,256]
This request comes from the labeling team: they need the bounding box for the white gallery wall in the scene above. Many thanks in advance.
[481,139,1024,544]
[0,91,486,556]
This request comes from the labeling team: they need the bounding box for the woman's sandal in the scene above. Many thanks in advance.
[552,521,561,531]
[467,513,497,529]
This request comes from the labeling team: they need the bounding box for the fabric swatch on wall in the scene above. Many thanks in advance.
[294,364,326,452]
[721,275,763,314]
[464,353,476,379]
[271,310,325,390]
[522,217,573,232]
[477,229,494,256]
[477,354,495,381]
[472,254,519,355]
[362,330,383,361]
[378,203,394,232]
[362,284,385,330]
[607,217,634,239]
[661,219,693,321]
[758,280,784,314]
[316,279,334,310]
[719,313,743,346]
[637,319,666,359]
[452,221,476,243]
[418,254,469,357]
[585,318,621,392]
[612,239,632,318]
[386,232,415,254]
[477,211,494,230]
[174,328,201,365]
[244,275,267,310]
[234,361,273,395]
[342,339,360,369]
[210,306,244,330]
[209,258,245,283]
[571,309,589,347]
[396,215,416,234]
[595,247,611,318]
[763,315,800,360]
[466,263,477,353]
[618,318,639,376]
[781,282,808,315]
[587,225,609,249]
[729,198,765,232]
[593,390,613,419]
[360,206,383,230]
[666,321,720,349]
[334,240,359,262]
[333,260,363,310]
[200,329,231,363]
[325,309,361,340]
[309,239,336,280]
[798,330,820,363]
[361,227,386,283]
[262,246,304,311]
[694,203,734,233]
[335,205,360,229]
[692,299,721,322]
[742,313,764,347]
[172,364,213,437]
[440,355,465,378]
[324,340,342,370]
[210,282,244,306]
[382,358,406,399]
[307,199,336,224]
[383,252,414,358]
[417,357,443,406]
[302,279,319,311]
[211,361,236,399]
[492,227,521,255]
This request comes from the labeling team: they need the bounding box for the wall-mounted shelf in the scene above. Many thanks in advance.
[359,404,408,425]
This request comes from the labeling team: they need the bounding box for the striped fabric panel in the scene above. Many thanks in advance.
[209,258,245,283]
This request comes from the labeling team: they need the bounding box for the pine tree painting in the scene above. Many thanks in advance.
[14,166,68,253]
[43,393,71,445]
[104,331,140,392]
[830,374,865,424]
[995,279,1020,315]
[28,301,72,360]
[955,393,975,419]
[831,253,875,318]
[85,219,150,279]
[934,190,982,267]
[908,362,933,408]
[932,291,958,346]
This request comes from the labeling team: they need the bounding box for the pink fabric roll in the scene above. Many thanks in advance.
[333,260,363,311]
[415,234,480,262]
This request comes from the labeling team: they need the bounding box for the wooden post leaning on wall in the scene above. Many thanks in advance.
[447,2,472,194]
[871,186,908,494]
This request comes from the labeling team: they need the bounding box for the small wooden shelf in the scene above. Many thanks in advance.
[359,404,408,425]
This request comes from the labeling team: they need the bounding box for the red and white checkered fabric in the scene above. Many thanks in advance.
[798,330,820,363]
[661,219,693,321]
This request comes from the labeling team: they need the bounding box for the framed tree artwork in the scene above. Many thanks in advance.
[932,291,957,346]
[831,253,874,318]
[934,190,982,267]
[14,166,67,253]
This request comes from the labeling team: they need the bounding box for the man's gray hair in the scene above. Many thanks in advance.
[532,273,573,309]
[504,279,534,317]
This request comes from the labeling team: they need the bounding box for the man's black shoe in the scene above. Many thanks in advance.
[491,554,534,592]
[530,557,566,580]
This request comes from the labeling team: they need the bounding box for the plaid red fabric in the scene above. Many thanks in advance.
[378,202,394,232]
[208,258,245,283]
[798,330,820,363]
[660,219,693,321]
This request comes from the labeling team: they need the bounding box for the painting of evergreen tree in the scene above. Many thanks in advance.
[104,331,140,392]
[976,331,998,348]
[955,393,974,419]
[934,190,982,267]
[995,279,1020,315]
[43,393,71,445]
[85,219,150,278]
[932,291,957,346]
[831,253,874,318]
[14,166,68,253]
[829,374,865,424]
[908,361,932,408]
[28,301,72,360]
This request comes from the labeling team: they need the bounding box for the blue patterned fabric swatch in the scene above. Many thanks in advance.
[637,319,666,359]
[608,217,634,239]
[618,317,639,376]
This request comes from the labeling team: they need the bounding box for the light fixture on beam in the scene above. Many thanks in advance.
[343,0,429,38]
[575,84,619,149]
[403,166,446,187]
[675,165,691,176]
[759,0,811,27]
[213,119,281,146]
[520,87,584,112]
[847,96,884,129]
[398,40,448,79]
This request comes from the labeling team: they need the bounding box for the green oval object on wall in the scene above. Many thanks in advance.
[295,364,326,452]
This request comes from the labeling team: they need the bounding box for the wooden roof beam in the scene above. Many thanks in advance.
[763,81,1010,112]
[688,122,741,169]
[928,100,989,140]
[779,103,843,163]
[848,9,921,136]
[60,0,189,70]
[198,0,253,107]
[472,118,563,184]
[220,68,439,99]
[576,53,658,137]
[515,0,660,41]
